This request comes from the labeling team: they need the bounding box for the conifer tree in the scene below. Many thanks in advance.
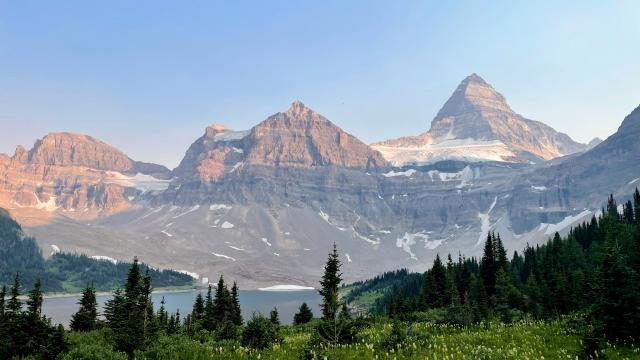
[192,292,205,323]
[230,282,243,326]
[157,297,168,331]
[480,233,497,296]
[203,285,216,331]
[212,276,228,323]
[319,243,342,321]
[293,302,313,325]
[26,278,43,319]
[70,283,98,332]
[7,273,22,316]
[269,307,280,325]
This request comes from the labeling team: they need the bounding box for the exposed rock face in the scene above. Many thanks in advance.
[9,98,638,289]
[244,101,387,168]
[372,74,588,165]
[173,101,387,182]
[0,133,170,224]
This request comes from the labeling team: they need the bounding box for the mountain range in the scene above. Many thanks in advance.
[1,74,636,288]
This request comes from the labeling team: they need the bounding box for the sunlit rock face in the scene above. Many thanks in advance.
[372,74,589,165]
[0,132,170,224]
[5,97,639,289]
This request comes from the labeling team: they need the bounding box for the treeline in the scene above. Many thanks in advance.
[0,208,193,292]
[370,190,640,350]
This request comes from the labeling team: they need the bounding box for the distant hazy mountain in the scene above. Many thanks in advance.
[372,74,590,165]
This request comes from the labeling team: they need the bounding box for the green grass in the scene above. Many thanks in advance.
[62,319,640,359]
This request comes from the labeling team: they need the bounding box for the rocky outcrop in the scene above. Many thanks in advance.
[0,132,170,223]
[372,74,589,165]
[173,101,387,182]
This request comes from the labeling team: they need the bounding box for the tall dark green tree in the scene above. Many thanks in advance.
[293,302,313,325]
[269,307,280,325]
[203,285,215,331]
[319,243,342,321]
[70,284,98,332]
[230,282,243,326]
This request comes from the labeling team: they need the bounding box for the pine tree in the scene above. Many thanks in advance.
[494,269,513,323]
[26,278,43,319]
[157,297,168,331]
[480,233,497,296]
[293,302,313,325]
[230,282,243,326]
[192,292,205,323]
[213,275,232,326]
[7,273,22,316]
[70,283,98,332]
[423,254,447,308]
[319,243,342,321]
[269,307,280,325]
[43,324,69,359]
[203,285,216,331]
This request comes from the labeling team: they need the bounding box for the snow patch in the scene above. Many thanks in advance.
[209,204,232,211]
[541,210,592,235]
[213,129,250,142]
[232,147,244,154]
[396,233,418,260]
[177,270,200,279]
[382,169,417,178]
[161,230,173,237]
[220,221,235,229]
[345,253,352,263]
[105,172,171,192]
[261,238,272,246]
[258,285,314,291]
[50,244,60,255]
[273,252,280,256]
[33,193,58,212]
[629,177,640,185]
[212,252,236,261]
[531,185,548,192]
[90,255,117,264]
[476,196,498,246]
[229,162,244,173]
[228,245,245,251]
[172,205,200,219]
[427,166,474,188]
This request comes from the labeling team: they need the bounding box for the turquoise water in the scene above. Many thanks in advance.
[42,289,322,327]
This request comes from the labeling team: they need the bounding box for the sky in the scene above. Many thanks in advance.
[1,1,639,168]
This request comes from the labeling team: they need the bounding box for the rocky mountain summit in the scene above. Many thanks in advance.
[372,74,590,165]
[0,132,170,224]
[2,89,637,289]
[174,101,387,182]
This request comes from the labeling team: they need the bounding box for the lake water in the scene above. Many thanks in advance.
[43,289,322,327]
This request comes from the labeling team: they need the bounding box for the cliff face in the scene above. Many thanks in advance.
[173,101,387,182]
[0,133,170,224]
[372,74,588,165]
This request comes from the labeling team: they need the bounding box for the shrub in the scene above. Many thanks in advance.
[241,313,282,350]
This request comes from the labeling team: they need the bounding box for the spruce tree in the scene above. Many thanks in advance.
[157,296,168,331]
[293,302,313,325]
[192,292,205,323]
[319,243,342,321]
[7,273,22,316]
[480,233,497,296]
[230,282,243,326]
[269,307,280,325]
[70,283,98,332]
[26,278,43,319]
[203,285,215,331]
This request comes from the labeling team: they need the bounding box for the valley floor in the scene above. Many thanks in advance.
[64,318,639,359]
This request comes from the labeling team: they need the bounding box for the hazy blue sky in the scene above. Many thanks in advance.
[1,1,639,167]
